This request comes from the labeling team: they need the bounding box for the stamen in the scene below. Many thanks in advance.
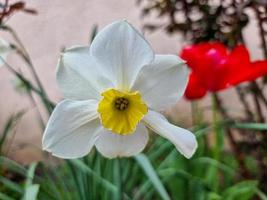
[114,97,129,111]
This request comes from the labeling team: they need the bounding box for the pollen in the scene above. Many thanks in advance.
[114,97,129,111]
[97,88,148,135]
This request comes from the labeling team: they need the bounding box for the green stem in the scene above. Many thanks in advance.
[191,101,202,125]
[27,89,45,130]
[235,86,254,122]
[250,82,265,123]
[117,159,123,200]
[212,94,222,161]
[2,25,53,114]
[213,93,250,178]
[1,57,55,113]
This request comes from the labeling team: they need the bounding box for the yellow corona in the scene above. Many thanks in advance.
[97,88,148,134]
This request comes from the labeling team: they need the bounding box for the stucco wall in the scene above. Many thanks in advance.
[0,0,262,163]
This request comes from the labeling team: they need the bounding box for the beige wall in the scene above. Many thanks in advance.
[0,0,263,163]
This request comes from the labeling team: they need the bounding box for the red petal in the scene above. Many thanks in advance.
[230,45,250,63]
[227,45,250,74]
[181,42,227,67]
[235,61,267,83]
[184,73,207,100]
[180,45,200,70]
[181,42,231,94]
[222,45,251,86]
[205,42,228,56]
[197,47,228,91]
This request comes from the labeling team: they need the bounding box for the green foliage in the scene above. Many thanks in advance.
[22,163,40,200]
[0,111,25,155]
[1,125,264,200]
[231,122,267,131]
[134,154,170,200]
[222,181,258,200]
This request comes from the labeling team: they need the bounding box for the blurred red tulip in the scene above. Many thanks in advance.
[181,42,267,100]
[184,73,207,100]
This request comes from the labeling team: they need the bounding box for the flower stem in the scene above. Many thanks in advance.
[213,93,250,178]
[250,82,265,123]
[117,158,124,200]
[1,57,55,116]
[2,25,53,114]
[235,86,254,121]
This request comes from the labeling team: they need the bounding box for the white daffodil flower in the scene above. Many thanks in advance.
[42,20,198,159]
[0,38,10,66]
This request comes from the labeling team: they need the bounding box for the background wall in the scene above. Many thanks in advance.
[0,0,261,163]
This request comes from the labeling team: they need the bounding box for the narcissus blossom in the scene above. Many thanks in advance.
[181,42,267,100]
[42,20,197,159]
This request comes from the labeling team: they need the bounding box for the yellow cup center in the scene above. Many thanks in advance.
[97,88,148,135]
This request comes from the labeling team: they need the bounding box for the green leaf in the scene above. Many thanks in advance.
[193,157,236,176]
[25,162,37,186]
[134,154,171,200]
[222,180,258,200]
[0,176,23,194]
[0,192,16,200]
[256,189,267,200]
[207,192,222,200]
[113,159,122,200]
[230,123,267,131]
[22,162,39,200]
[0,156,27,175]
[69,159,118,194]
[23,185,40,200]
[0,111,25,154]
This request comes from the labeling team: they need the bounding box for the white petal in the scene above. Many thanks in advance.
[57,46,114,100]
[0,38,11,66]
[132,55,188,110]
[95,124,149,159]
[90,20,154,90]
[143,110,197,158]
[42,99,101,159]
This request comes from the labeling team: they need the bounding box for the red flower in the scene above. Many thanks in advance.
[226,45,267,84]
[184,73,207,100]
[181,42,267,100]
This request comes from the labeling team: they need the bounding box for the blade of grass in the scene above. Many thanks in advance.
[256,189,267,200]
[23,185,39,200]
[0,111,25,155]
[23,162,40,200]
[0,192,16,200]
[193,157,236,176]
[230,122,267,131]
[134,154,170,200]
[113,159,121,200]
[0,157,27,175]
[69,159,118,194]
[25,163,37,186]
[0,176,23,194]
